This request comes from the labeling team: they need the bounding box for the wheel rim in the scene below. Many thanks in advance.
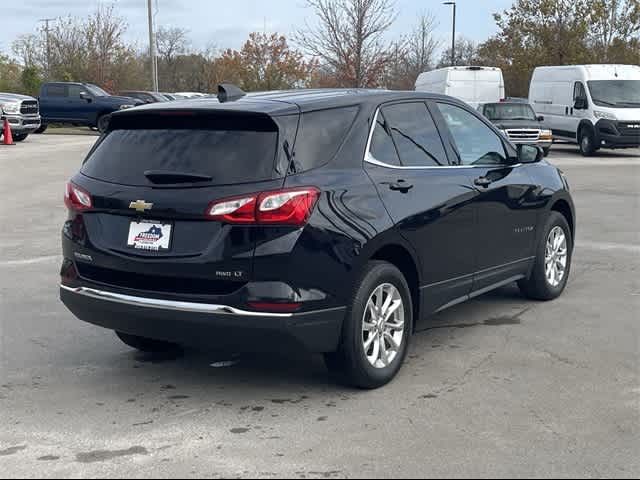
[581,134,590,152]
[545,226,568,287]
[362,283,405,369]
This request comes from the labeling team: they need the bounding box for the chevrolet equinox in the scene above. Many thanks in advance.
[60,86,576,389]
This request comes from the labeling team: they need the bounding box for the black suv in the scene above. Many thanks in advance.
[60,87,575,389]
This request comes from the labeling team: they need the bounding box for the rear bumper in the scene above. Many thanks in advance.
[60,285,345,353]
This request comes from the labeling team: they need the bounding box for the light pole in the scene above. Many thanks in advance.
[147,0,158,92]
[443,1,456,67]
[39,18,56,80]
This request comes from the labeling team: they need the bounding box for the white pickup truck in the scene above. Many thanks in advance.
[0,92,42,142]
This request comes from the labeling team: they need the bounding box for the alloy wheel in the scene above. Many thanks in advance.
[362,283,405,369]
[545,226,568,287]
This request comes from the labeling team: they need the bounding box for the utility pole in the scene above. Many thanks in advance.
[39,18,56,80]
[443,2,456,67]
[147,0,158,92]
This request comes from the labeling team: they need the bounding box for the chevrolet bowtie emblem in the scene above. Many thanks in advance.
[129,200,153,212]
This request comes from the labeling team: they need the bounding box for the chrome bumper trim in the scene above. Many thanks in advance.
[60,284,295,317]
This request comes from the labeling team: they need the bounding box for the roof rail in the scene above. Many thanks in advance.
[218,84,246,103]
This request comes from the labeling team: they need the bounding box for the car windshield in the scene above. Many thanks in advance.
[483,103,536,121]
[85,84,109,97]
[587,80,640,107]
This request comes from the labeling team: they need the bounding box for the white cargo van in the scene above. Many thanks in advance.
[529,64,640,156]
[415,66,505,109]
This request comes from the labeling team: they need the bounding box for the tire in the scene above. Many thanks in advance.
[518,212,573,301]
[13,134,28,142]
[543,147,551,157]
[578,126,598,157]
[116,331,178,353]
[34,124,47,134]
[96,114,111,134]
[324,261,413,389]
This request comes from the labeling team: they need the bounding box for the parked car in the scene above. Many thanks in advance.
[478,102,553,156]
[415,66,505,109]
[529,64,640,156]
[0,92,41,142]
[38,82,143,134]
[60,87,575,389]
[118,91,169,104]
[160,93,178,101]
[174,92,205,98]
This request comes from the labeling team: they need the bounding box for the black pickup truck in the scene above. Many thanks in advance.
[38,82,142,133]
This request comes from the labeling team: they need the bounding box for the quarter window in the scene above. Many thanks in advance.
[436,103,507,165]
[381,103,447,167]
[293,106,359,171]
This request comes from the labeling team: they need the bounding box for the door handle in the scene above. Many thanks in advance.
[386,180,414,193]
[474,176,493,188]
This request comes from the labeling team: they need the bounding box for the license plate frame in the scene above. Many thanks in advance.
[127,219,173,252]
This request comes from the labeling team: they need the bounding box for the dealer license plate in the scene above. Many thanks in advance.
[127,220,172,251]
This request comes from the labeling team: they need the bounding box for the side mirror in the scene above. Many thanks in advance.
[537,115,544,122]
[80,92,92,102]
[518,144,543,164]
[574,97,588,110]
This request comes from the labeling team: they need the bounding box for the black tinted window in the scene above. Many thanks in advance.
[45,85,66,97]
[292,106,358,172]
[369,112,401,166]
[437,103,507,166]
[382,103,447,167]
[82,123,279,186]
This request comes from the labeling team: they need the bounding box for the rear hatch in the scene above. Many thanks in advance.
[73,109,296,297]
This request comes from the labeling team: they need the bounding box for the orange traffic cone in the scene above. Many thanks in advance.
[2,117,15,145]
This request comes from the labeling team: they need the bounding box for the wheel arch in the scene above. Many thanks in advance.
[366,242,421,330]
[549,196,575,241]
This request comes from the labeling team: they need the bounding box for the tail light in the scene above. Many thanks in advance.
[65,182,93,211]
[206,187,320,226]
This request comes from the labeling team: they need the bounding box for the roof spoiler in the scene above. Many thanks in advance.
[218,84,246,103]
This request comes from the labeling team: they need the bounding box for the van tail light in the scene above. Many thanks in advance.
[206,187,320,226]
[65,182,93,211]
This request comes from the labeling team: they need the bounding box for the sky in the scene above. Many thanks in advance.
[0,0,514,58]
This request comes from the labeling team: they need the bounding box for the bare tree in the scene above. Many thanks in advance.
[296,0,397,88]
[85,4,129,85]
[156,26,190,90]
[11,34,45,69]
[437,37,480,68]
[405,13,440,80]
[588,0,640,60]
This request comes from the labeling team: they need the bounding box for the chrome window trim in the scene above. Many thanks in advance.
[60,284,345,318]
[364,106,521,170]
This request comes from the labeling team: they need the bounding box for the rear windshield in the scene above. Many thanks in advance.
[81,116,279,186]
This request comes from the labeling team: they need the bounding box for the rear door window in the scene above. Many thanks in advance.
[381,102,448,167]
[45,85,66,97]
[81,114,280,186]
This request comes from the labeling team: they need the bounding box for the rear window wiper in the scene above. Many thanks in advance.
[144,170,213,184]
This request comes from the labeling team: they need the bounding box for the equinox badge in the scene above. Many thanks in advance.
[129,200,153,212]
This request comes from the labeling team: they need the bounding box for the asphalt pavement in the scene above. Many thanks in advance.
[0,136,638,478]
